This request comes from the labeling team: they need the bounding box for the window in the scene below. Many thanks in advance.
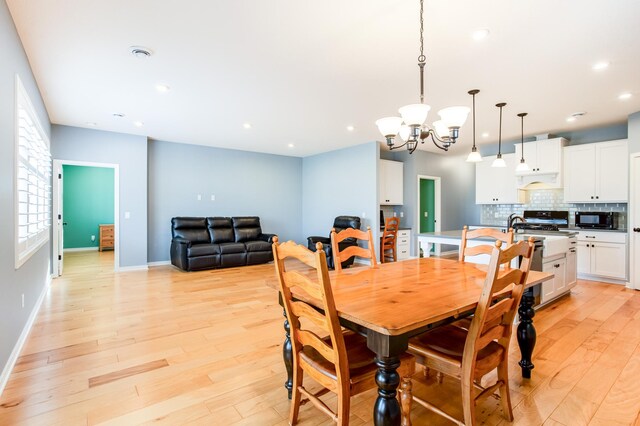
[15,75,51,269]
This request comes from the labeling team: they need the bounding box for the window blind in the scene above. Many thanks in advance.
[15,76,51,268]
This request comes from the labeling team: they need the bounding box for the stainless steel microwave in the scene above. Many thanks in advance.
[575,211,618,229]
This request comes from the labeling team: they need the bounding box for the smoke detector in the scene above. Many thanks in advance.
[130,46,153,58]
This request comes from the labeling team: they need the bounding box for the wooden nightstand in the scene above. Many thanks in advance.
[99,224,114,251]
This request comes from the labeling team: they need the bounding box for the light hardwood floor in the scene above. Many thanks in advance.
[1,251,640,425]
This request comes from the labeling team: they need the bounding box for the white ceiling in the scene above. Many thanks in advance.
[7,0,640,157]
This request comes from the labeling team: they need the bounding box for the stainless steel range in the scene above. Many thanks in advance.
[510,210,578,306]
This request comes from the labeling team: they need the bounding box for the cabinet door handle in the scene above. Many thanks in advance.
[596,196,599,199]
[570,249,576,253]
[585,236,596,239]
[634,228,640,232]
[590,196,594,199]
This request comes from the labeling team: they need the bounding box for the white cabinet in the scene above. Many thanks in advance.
[541,257,566,304]
[397,229,411,260]
[576,230,627,281]
[566,247,577,289]
[515,138,567,188]
[563,140,628,203]
[379,160,403,205]
[475,153,525,204]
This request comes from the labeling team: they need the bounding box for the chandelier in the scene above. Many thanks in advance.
[375,0,471,154]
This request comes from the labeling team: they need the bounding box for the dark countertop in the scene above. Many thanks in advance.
[380,227,412,231]
[473,224,627,234]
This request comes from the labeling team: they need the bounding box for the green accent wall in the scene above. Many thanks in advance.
[62,165,114,249]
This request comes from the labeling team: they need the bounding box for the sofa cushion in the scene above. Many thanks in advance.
[187,244,221,257]
[219,242,246,254]
[245,240,271,252]
[207,217,234,243]
[233,216,262,242]
[172,217,210,244]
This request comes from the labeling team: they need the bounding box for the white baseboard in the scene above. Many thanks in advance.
[147,260,171,267]
[63,247,99,252]
[117,265,149,272]
[577,273,627,285]
[0,274,50,397]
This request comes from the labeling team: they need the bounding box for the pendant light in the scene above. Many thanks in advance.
[491,102,507,168]
[375,0,470,153]
[466,89,482,162]
[515,113,529,172]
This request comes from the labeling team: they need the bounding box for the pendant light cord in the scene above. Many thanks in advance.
[496,102,506,156]
[472,92,476,149]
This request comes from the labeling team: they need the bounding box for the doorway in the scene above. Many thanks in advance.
[52,160,119,276]
[416,175,441,256]
[630,152,640,290]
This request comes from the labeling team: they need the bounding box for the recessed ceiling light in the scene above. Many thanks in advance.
[618,92,632,100]
[481,132,489,138]
[130,46,153,58]
[288,143,295,148]
[133,121,144,127]
[243,122,251,129]
[592,61,609,71]
[85,122,97,126]
[566,116,576,122]
[155,84,170,93]
[113,113,125,118]
[472,29,490,41]
[346,125,355,132]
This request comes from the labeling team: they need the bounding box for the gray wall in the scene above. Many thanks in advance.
[147,140,303,262]
[51,125,148,268]
[629,112,640,154]
[391,150,479,255]
[0,0,51,388]
[302,142,380,246]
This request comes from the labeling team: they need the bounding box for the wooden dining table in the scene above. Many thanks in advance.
[267,256,554,426]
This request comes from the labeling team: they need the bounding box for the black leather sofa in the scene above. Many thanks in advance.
[307,216,361,269]
[170,216,276,271]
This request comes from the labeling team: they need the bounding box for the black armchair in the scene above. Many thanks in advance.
[307,215,361,269]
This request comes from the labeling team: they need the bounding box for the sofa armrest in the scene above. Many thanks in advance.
[172,237,192,247]
[259,233,277,243]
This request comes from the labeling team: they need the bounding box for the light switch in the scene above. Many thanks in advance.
[211,195,215,201]
[424,212,428,217]
[400,212,404,218]
[197,194,202,201]
[393,212,397,217]
[125,211,131,219]
[362,212,366,218]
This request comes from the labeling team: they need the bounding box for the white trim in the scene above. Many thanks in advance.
[0,273,50,397]
[52,160,120,275]
[630,152,640,290]
[416,175,442,256]
[63,247,99,252]
[117,265,149,272]
[147,260,171,267]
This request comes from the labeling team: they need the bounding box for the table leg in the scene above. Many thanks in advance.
[517,289,536,379]
[374,355,402,426]
[282,308,293,399]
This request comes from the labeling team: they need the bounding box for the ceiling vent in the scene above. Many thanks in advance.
[130,46,153,58]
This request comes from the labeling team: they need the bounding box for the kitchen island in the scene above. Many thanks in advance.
[417,229,578,307]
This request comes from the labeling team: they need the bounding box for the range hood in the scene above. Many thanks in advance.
[515,135,567,190]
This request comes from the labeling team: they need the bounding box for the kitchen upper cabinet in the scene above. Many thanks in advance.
[379,159,403,205]
[563,139,628,203]
[514,138,567,188]
[475,153,525,204]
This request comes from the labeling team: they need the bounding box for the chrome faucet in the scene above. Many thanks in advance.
[507,213,525,230]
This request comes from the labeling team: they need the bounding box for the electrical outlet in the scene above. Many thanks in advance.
[362,212,366,218]
[21,294,24,308]
[210,194,215,201]
[91,235,95,242]
[197,194,202,201]
[400,212,404,218]
[393,212,397,217]
[124,211,131,219]
[424,212,428,217]
[494,212,499,218]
